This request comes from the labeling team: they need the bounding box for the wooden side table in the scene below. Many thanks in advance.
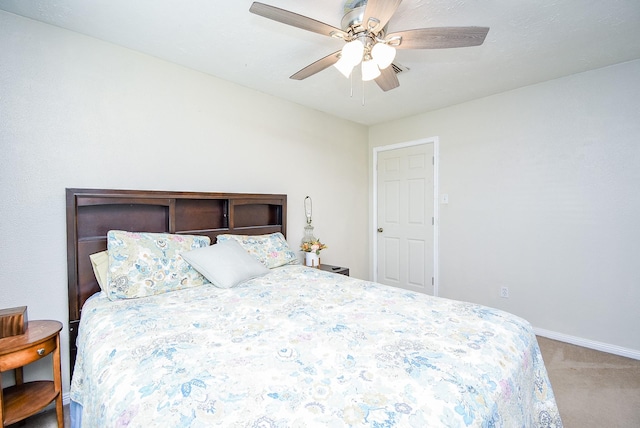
[0,320,64,427]
[319,264,350,276]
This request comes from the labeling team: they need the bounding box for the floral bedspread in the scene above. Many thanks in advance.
[71,265,562,427]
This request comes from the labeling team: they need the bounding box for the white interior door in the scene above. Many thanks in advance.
[376,142,435,294]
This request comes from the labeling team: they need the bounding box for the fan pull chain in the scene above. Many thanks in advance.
[349,71,354,98]
[361,78,366,106]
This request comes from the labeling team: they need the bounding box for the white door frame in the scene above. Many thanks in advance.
[372,137,439,296]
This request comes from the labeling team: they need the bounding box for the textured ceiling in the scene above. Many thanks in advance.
[2,0,640,125]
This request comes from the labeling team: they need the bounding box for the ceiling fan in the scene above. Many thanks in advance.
[249,0,489,92]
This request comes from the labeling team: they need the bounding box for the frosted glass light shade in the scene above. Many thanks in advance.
[371,43,396,69]
[341,40,365,66]
[361,59,381,81]
[334,56,355,77]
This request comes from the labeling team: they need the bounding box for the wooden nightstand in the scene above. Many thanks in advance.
[319,264,350,276]
[0,320,64,427]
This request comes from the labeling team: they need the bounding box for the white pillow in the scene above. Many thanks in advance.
[89,250,109,290]
[182,240,269,289]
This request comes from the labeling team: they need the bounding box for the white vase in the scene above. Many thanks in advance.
[304,252,320,267]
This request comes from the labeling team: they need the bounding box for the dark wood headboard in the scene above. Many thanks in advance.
[66,188,287,373]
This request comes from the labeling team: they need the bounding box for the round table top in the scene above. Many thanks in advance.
[0,320,62,356]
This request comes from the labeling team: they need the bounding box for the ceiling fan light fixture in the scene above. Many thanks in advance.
[371,42,396,69]
[361,58,381,81]
[249,2,490,92]
[334,56,355,78]
[341,39,365,66]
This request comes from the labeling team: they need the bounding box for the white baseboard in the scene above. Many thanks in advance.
[534,327,640,360]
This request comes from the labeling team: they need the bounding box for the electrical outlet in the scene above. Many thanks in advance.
[500,287,509,298]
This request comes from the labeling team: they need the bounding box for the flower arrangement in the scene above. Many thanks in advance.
[300,239,327,255]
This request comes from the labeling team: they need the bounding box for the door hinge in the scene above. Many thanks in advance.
[432,156,434,165]
[432,217,434,225]
[432,277,434,285]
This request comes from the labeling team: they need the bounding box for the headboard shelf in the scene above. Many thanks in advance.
[66,188,287,374]
[175,228,231,235]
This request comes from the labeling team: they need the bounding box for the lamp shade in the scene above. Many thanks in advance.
[334,56,355,77]
[361,59,381,81]
[341,39,365,66]
[371,43,396,69]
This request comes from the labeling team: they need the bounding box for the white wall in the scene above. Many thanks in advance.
[0,11,368,395]
[369,59,640,355]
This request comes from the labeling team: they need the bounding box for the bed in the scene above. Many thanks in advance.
[66,188,562,427]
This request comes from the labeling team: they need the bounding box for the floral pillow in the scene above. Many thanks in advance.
[106,230,210,300]
[216,232,298,268]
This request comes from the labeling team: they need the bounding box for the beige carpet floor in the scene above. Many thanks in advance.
[537,336,640,428]
[9,337,640,427]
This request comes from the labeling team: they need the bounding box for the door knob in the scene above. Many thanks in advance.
[377,228,383,233]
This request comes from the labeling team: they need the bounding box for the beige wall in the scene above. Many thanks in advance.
[369,59,640,355]
[0,11,368,395]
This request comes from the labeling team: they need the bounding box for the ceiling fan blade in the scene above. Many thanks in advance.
[387,27,490,49]
[250,2,348,39]
[374,66,400,92]
[290,51,341,80]
[362,0,403,34]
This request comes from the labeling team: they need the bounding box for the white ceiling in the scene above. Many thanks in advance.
[2,0,640,125]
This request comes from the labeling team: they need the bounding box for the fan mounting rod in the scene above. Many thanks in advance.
[339,3,386,41]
